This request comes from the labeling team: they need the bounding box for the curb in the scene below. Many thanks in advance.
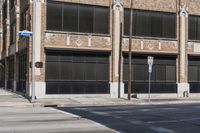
[31,100,200,108]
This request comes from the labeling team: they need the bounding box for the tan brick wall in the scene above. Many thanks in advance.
[44,32,112,51]
[188,0,200,15]
[51,0,110,6]
[123,0,177,13]
[122,38,178,54]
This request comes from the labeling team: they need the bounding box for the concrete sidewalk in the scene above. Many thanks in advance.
[1,88,200,107]
[0,89,32,107]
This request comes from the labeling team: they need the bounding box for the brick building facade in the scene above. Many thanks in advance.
[1,0,200,99]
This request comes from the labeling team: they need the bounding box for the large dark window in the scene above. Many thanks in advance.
[124,9,176,38]
[189,15,200,40]
[8,57,14,90]
[79,5,94,33]
[10,23,16,46]
[94,7,109,34]
[17,54,27,93]
[20,9,29,30]
[10,0,15,10]
[47,1,62,31]
[123,55,177,93]
[47,1,109,34]
[189,57,200,93]
[46,51,109,94]
[3,2,7,21]
[3,31,7,50]
[63,3,78,32]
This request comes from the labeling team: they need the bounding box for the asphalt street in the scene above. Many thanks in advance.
[58,104,200,133]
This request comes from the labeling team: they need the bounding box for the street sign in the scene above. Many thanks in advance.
[148,56,154,73]
[148,56,154,65]
[18,30,33,37]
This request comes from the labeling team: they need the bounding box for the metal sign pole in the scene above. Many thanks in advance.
[128,0,133,100]
[147,56,154,103]
[148,66,151,102]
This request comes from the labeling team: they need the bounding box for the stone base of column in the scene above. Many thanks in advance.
[13,80,17,92]
[177,83,190,97]
[5,80,7,89]
[110,82,124,98]
[29,82,46,99]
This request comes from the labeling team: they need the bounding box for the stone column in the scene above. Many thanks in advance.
[13,1,20,92]
[177,4,189,97]
[29,0,45,98]
[110,0,124,98]
[5,0,10,89]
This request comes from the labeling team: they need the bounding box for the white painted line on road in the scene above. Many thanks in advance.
[180,117,200,122]
[192,106,200,109]
[49,108,80,118]
[161,108,177,110]
[130,120,144,125]
[150,126,174,133]
[147,120,178,124]
[92,111,109,116]
[139,109,152,112]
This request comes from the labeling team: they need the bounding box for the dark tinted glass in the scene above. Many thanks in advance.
[3,3,7,20]
[135,11,151,36]
[46,62,59,80]
[46,53,59,61]
[60,82,71,94]
[151,12,162,37]
[85,82,97,94]
[60,62,72,80]
[47,1,109,34]
[46,52,109,94]
[10,0,15,9]
[94,6,109,34]
[123,64,129,81]
[155,65,166,81]
[134,65,145,81]
[79,5,94,33]
[189,66,198,82]
[166,65,176,82]
[71,82,85,94]
[124,9,136,36]
[162,13,176,38]
[189,16,197,40]
[47,1,62,31]
[124,9,130,35]
[63,3,78,32]
[46,82,59,94]
[124,9,176,38]
[85,63,96,80]
[96,64,109,80]
[197,17,200,40]
[72,62,85,80]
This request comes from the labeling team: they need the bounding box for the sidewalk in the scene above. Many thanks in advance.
[1,88,200,107]
[35,96,200,107]
[0,89,32,107]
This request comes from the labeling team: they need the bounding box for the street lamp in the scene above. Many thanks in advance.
[128,0,133,100]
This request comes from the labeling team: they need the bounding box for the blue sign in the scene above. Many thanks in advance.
[18,30,33,37]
